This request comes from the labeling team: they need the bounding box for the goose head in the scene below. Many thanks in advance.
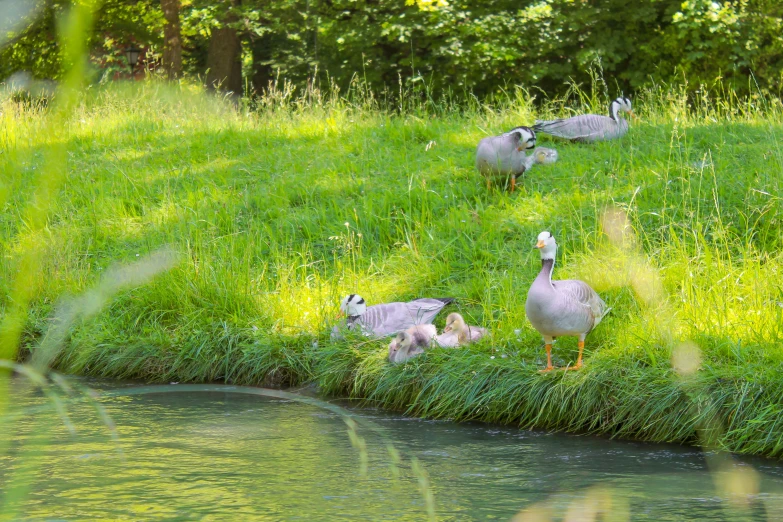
[535,231,557,260]
[610,97,635,120]
[339,294,367,318]
[504,126,537,152]
[388,331,413,362]
[443,312,466,334]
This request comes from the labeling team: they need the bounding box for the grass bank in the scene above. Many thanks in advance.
[1,81,782,457]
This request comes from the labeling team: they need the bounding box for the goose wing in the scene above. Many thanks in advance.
[358,299,451,337]
[551,279,609,327]
[533,114,616,142]
[405,298,452,325]
[357,303,413,337]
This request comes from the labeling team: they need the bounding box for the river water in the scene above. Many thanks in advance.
[2,380,783,520]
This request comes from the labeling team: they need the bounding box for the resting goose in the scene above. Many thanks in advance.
[335,294,453,338]
[533,97,634,143]
[388,324,437,363]
[524,232,609,371]
[531,147,558,165]
[442,313,487,345]
[475,126,537,192]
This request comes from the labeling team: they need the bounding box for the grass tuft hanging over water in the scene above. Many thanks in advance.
[1,78,782,457]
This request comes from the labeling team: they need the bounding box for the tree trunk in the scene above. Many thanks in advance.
[160,0,182,79]
[251,34,273,96]
[205,3,242,96]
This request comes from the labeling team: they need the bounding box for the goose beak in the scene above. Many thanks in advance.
[535,240,545,248]
[517,146,525,152]
[336,311,344,319]
[443,325,453,333]
[628,110,637,120]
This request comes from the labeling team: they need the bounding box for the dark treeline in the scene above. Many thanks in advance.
[2,0,782,99]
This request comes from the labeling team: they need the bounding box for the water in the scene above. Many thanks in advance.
[3,380,783,521]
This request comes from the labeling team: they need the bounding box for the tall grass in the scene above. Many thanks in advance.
[1,76,782,457]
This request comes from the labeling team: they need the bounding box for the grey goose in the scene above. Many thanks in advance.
[524,232,609,371]
[533,97,634,143]
[336,294,453,338]
[475,126,537,192]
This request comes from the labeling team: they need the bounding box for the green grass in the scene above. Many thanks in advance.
[1,80,783,457]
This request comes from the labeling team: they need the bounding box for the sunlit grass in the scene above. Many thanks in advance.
[1,78,782,458]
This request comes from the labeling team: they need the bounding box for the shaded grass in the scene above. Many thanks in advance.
[1,80,783,457]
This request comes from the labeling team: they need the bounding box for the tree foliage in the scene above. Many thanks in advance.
[1,0,781,98]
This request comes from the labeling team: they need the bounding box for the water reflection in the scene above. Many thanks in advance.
[2,381,783,520]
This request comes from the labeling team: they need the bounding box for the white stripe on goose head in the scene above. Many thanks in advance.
[503,126,537,150]
[340,294,367,317]
[535,231,557,260]
[610,99,622,120]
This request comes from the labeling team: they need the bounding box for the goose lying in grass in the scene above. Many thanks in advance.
[533,97,635,143]
[388,324,437,363]
[475,126,537,192]
[531,147,558,165]
[442,313,487,345]
[334,294,453,338]
[524,231,609,372]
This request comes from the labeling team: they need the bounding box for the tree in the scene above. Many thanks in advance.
[160,0,182,79]
[204,0,242,95]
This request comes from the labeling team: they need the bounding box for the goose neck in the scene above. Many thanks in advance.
[538,258,555,287]
[609,102,619,122]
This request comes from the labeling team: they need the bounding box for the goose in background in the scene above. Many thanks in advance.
[531,147,559,165]
[333,294,453,339]
[475,126,537,192]
[524,231,610,371]
[533,97,635,143]
[442,313,487,345]
[388,324,437,363]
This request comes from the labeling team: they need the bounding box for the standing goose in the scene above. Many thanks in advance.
[388,324,437,363]
[475,126,537,192]
[442,313,487,345]
[335,294,453,338]
[533,97,634,143]
[524,232,609,371]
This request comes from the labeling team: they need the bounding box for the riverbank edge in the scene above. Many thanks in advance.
[47,332,783,460]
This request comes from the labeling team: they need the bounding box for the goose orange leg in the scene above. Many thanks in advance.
[510,176,516,193]
[569,341,585,370]
[539,344,554,373]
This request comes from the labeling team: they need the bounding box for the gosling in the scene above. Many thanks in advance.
[388,324,436,364]
[442,313,487,345]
